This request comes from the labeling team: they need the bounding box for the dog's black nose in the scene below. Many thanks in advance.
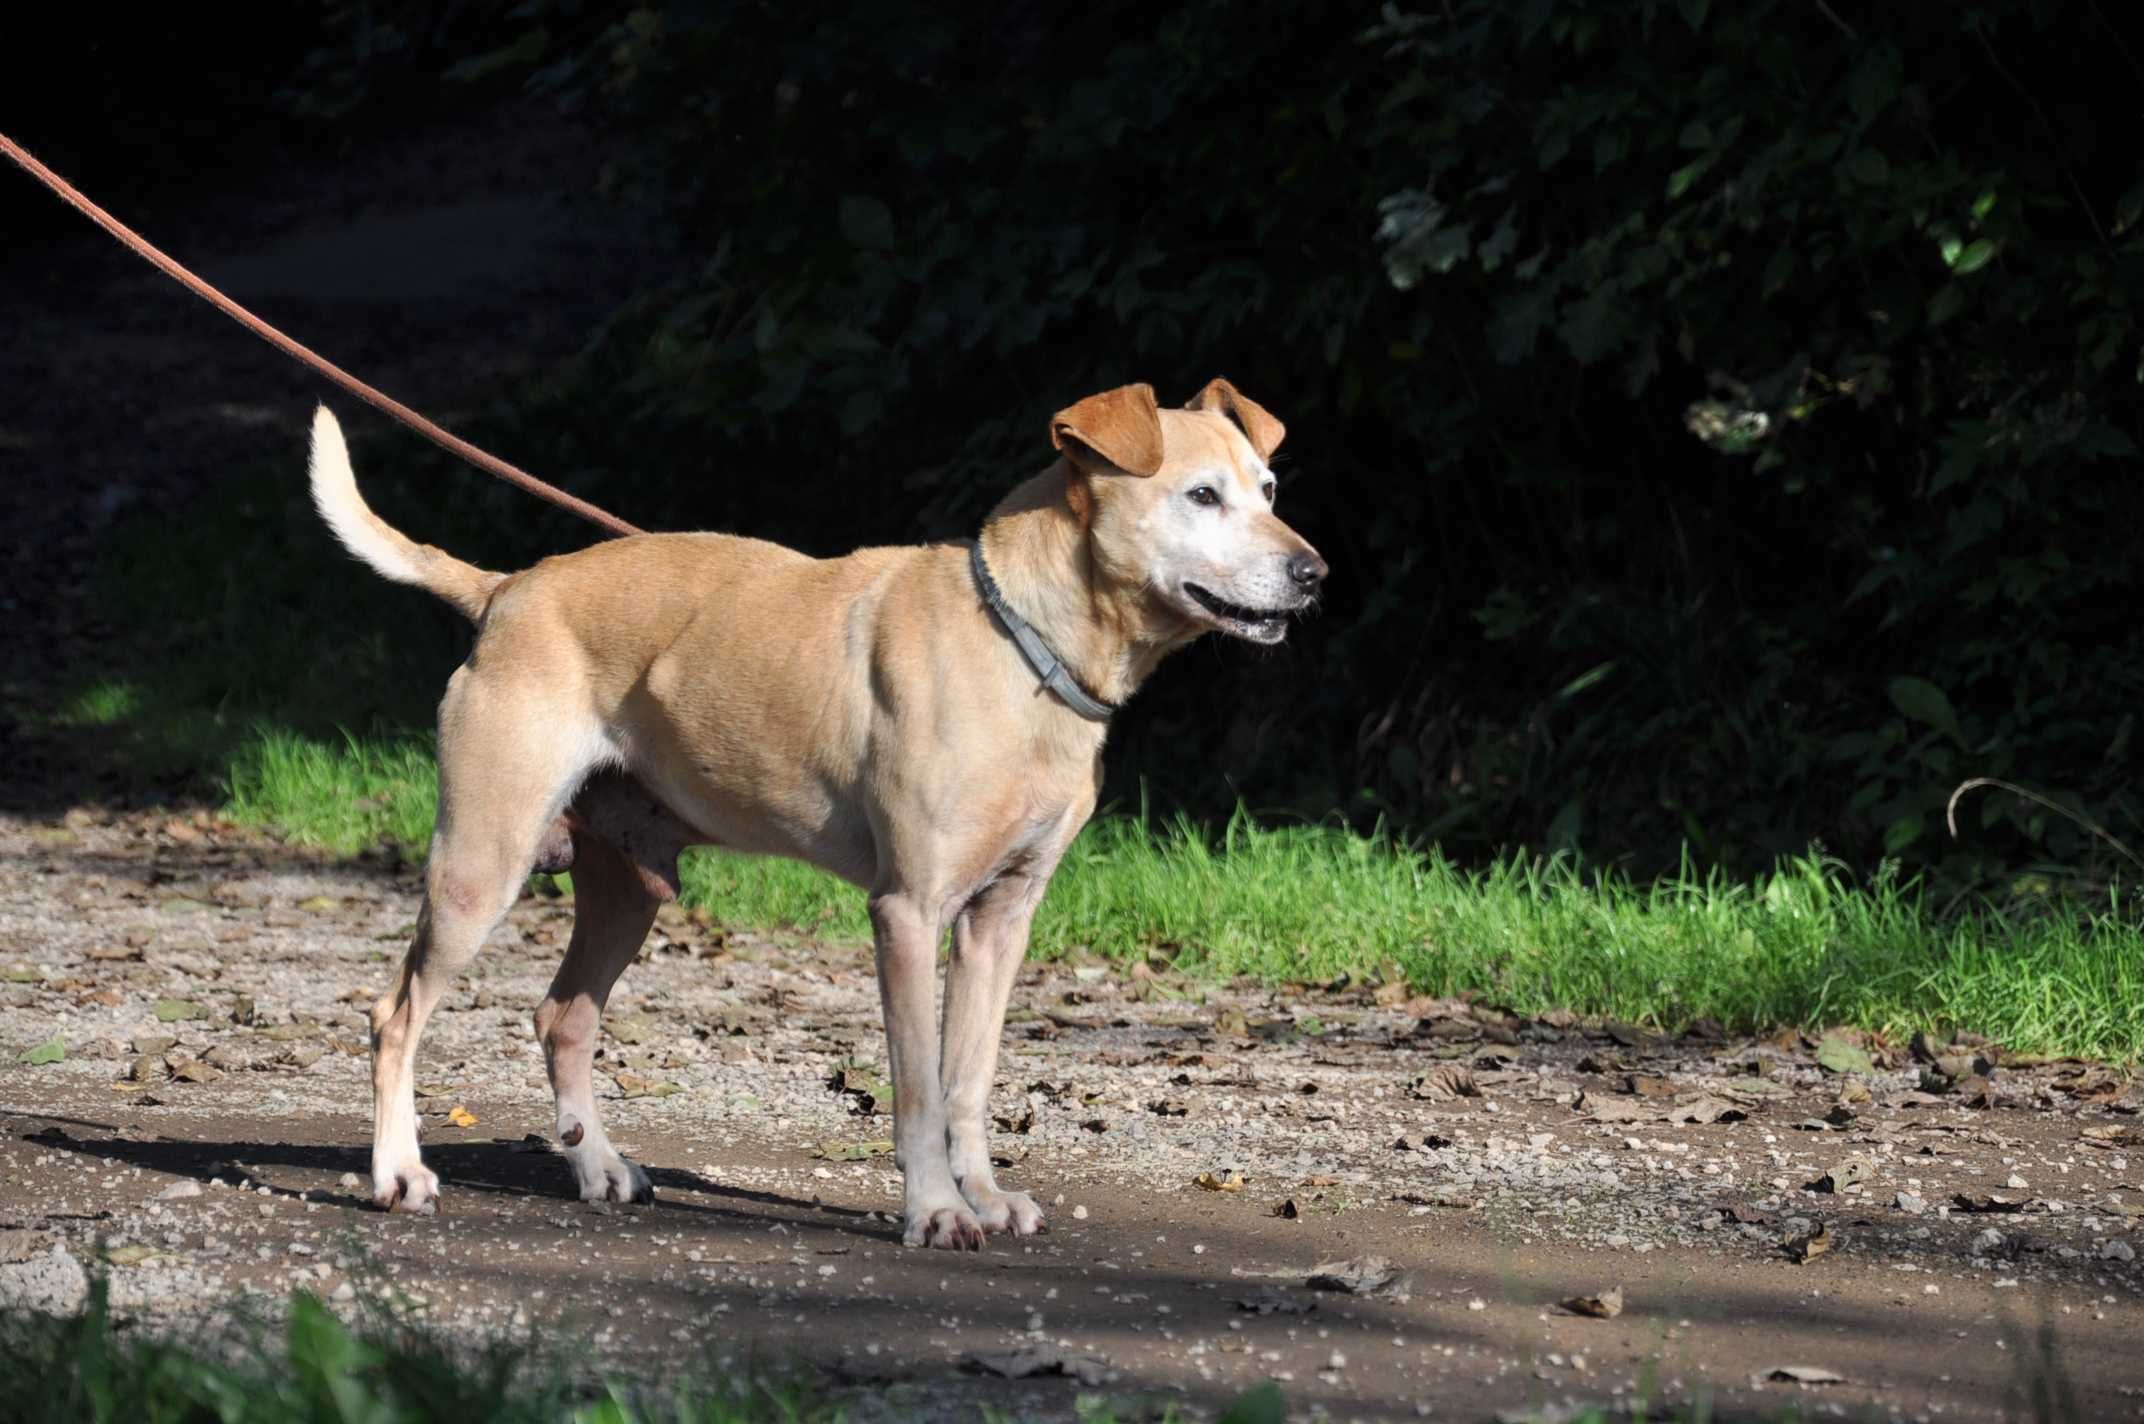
[1287,552,1329,589]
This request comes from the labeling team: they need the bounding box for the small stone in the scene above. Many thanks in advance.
[201,1043,251,1072]
[1971,1228,2005,1256]
[1072,1205,1089,1220]
[157,1181,202,1201]
[2006,1174,2029,1191]
[338,1173,361,1190]
[2100,1239,2136,1263]
[1895,1192,1927,1215]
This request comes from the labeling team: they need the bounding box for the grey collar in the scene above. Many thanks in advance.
[969,539,1116,722]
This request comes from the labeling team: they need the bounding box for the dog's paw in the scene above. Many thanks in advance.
[964,1184,1046,1236]
[373,1161,440,1214]
[571,1150,655,1205]
[903,1203,986,1250]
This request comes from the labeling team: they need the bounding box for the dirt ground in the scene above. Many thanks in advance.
[4,98,2144,1423]
[3,806,2142,1422]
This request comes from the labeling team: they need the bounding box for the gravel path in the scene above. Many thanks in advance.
[4,806,2142,1421]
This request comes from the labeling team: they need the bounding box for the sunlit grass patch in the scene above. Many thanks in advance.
[224,729,439,856]
[218,729,2144,1062]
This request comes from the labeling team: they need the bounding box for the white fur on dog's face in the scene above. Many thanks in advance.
[1097,409,1323,645]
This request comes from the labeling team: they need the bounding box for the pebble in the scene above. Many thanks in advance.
[157,1181,202,1201]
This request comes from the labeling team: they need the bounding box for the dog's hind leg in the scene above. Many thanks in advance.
[369,671,605,1213]
[533,824,666,1203]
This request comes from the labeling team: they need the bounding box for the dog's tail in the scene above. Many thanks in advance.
[308,406,503,622]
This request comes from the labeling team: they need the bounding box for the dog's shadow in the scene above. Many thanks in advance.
[11,1115,880,1235]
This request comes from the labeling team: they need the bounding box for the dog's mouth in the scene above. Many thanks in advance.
[1183,583,1297,644]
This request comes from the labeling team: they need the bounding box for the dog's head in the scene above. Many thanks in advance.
[1051,379,1327,646]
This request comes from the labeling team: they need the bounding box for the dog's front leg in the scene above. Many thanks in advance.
[939,872,1047,1235]
[870,890,985,1249]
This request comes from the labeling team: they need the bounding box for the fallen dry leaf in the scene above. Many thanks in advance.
[605,1014,653,1045]
[612,1072,681,1100]
[1671,1095,1748,1124]
[1785,1223,1833,1263]
[16,1035,64,1067]
[446,1105,478,1129]
[1410,1065,1480,1101]
[1306,1255,1411,1297]
[1560,1287,1624,1319]
[1395,1189,1478,1210]
[1814,1034,1875,1076]
[1577,1092,1653,1123]
[1236,1287,1315,1316]
[1808,1154,1874,1194]
[961,1345,1109,1386]
[811,1139,894,1162]
[1195,1170,1247,1193]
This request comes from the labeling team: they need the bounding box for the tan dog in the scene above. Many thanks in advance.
[308,379,1326,1247]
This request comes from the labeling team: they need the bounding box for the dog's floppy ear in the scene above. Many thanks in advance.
[1185,377,1286,462]
[1050,383,1165,478]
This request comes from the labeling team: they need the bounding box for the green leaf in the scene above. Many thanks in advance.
[573,1391,634,1424]
[1883,812,1926,855]
[1217,1381,1288,1424]
[1949,239,1996,275]
[154,999,207,1022]
[1814,1034,1875,1076]
[1666,160,1707,201]
[1926,283,1965,327]
[17,1034,64,1066]
[1888,676,1963,744]
[838,196,895,251]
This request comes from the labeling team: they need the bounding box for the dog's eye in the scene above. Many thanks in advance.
[1260,481,1276,504]
[1186,486,1221,508]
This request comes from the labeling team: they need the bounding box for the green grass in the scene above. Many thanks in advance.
[0,1276,1280,1424]
[0,1276,836,1424]
[221,728,2144,1062]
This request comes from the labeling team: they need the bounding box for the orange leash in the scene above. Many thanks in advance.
[1,129,646,539]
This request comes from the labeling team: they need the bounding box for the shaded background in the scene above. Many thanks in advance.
[3,1,2139,897]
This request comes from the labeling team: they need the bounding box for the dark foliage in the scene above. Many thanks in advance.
[42,1,2144,892]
